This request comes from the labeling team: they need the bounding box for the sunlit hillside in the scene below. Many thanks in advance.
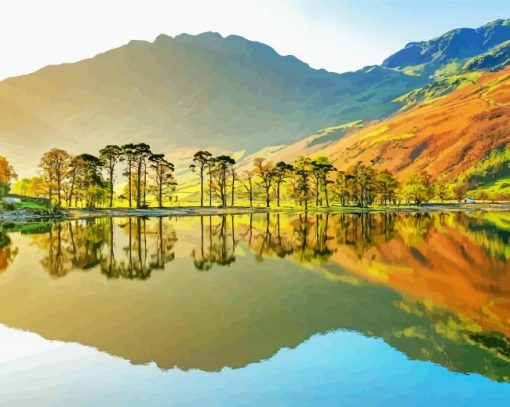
[245,66,510,197]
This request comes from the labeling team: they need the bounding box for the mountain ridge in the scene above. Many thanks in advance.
[382,18,510,77]
[0,30,425,176]
[3,18,510,179]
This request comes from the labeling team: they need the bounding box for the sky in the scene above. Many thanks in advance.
[1,0,510,80]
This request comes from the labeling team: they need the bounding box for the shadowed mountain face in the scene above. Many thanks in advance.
[0,32,425,176]
[0,212,509,381]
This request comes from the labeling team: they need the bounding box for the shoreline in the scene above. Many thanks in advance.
[59,203,510,219]
[0,203,509,223]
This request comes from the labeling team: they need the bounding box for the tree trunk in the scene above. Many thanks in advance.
[136,160,142,208]
[209,173,212,206]
[200,169,204,207]
[159,175,163,207]
[315,179,318,206]
[68,173,76,208]
[56,174,62,208]
[109,168,114,208]
[143,162,147,207]
[128,161,132,208]
[231,172,235,207]
[324,180,329,207]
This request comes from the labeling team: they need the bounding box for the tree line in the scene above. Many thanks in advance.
[190,151,470,209]
[12,144,176,208]
[2,146,473,208]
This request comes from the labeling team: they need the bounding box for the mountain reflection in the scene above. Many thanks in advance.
[0,212,509,382]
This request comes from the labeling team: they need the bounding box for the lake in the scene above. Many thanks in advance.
[0,211,509,406]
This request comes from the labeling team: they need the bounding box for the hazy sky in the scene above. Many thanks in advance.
[1,0,510,80]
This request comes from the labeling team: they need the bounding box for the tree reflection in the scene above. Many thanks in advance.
[333,212,398,258]
[192,215,236,270]
[68,219,106,269]
[103,217,177,280]
[4,211,510,383]
[31,212,510,279]
[150,217,177,270]
[40,222,72,277]
[34,217,177,279]
[0,226,17,272]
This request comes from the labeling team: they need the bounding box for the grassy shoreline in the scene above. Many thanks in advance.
[0,202,509,223]
[64,202,510,219]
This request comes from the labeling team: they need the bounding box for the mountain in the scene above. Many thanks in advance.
[0,32,424,176]
[324,66,510,181]
[236,19,510,196]
[383,18,510,77]
[4,19,510,179]
[244,65,510,193]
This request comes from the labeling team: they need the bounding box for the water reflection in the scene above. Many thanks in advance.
[192,215,236,270]
[0,225,17,272]
[0,212,509,382]
[103,217,178,280]
[28,217,178,280]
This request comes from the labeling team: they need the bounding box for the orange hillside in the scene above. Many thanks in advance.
[322,67,510,180]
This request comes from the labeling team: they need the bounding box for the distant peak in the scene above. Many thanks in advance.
[174,31,224,43]
[197,31,224,39]
[152,32,227,47]
[481,18,510,28]
[127,39,152,47]
[382,17,510,70]
[154,33,173,43]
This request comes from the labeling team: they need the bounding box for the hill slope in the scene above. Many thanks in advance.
[0,32,424,176]
[326,67,510,181]
[4,18,510,178]
[246,66,510,186]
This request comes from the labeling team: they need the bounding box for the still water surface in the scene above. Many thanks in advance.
[0,212,509,405]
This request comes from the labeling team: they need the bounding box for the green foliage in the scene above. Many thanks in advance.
[464,147,510,187]
[451,181,469,203]
[471,177,510,201]
[310,157,335,207]
[99,145,124,207]
[210,155,236,207]
[292,157,314,209]
[395,72,481,110]
[401,172,434,206]
[0,181,10,198]
[330,162,396,208]
[435,184,450,203]
[150,153,176,207]
[453,147,510,200]
[464,40,510,72]
[307,121,364,148]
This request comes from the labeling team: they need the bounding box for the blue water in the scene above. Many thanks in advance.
[0,326,508,406]
[1,212,510,405]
